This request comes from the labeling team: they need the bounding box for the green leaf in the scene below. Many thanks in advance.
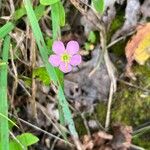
[13,7,26,21]
[13,4,45,21]
[9,141,24,150]
[9,133,39,150]
[85,42,91,51]
[40,0,60,5]
[45,37,53,54]
[51,1,65,39]
[57,1,65,26]
[33,67,64,87]
[88,31,96,43]
[51,3,61,40]
[16,133,39,146]
[92,0,105,13]
[33,67,51,85]
[34,4,45,20]
[0,22,14,39]
[19,76,32,87]
[0,35,10,150]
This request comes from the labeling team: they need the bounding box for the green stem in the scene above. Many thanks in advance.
[0,35,10,150]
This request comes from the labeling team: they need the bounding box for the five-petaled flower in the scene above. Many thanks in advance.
[49,40,82,73]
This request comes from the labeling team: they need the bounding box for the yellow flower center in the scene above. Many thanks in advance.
[61,52,70,63]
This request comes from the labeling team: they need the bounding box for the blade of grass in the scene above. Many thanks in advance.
[133,125,150,138]
[0,113,19,128]
[0,22,14,39]
[23,0,79,140]
[51,3,61,40]
[0,35,10,150]
[51,1,66,139]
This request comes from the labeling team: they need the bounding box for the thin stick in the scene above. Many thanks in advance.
[118,79,150,93]
[9,113,74,146]
[9,131,25,150]
[30,32,37,119]
[107,31,135,49]
[105,82,114,130]
[130,144,145,150]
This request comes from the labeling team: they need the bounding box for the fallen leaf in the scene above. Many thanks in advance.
[125,23,150,79]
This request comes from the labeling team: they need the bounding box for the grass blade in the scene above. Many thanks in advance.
[23,0,79,140]
[0,22,14,39]
[0,35,10,150]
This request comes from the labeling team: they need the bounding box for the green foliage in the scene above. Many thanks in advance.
[0,22,14,39]
[51,1,65,39]
[107,7,125,56]
[24,0,79,140]
[88,31,96,43]
[9,133,39,150]
[133,130,150,149]
[40,0,60,5]
[13,7,26,20]
[45,37,53,54]
[13,4,45,21]
[85,31,96,51]
[0,35,10,150]
[92,0,105,13]
[85,42,93,51]
[34,4,45,20]
[0,113,18,129]
[33,67,64,87]
[33,67,50,85]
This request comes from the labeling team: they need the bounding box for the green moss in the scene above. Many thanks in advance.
[95,102,107,127]
[133,61,150,87]
[107,6,125,43]
[133,130,150,149]
[74,116,87,136]
[92,62,150,149]
[107,4,128,56]
[110,39,128,56]
[111,87,150,127]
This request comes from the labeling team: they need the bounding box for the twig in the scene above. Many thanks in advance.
[10,45,18,109]
[30,32,37,119]
[9,0,15,16]
[130,144,145,150]
[105,82,114,130]
[9,113,74,147]
[118,79,150,93]
[36,102,69,136]
[50,135,60,150]
[8,68,31,97]
[81,112,91,137]
[107,31,135,49]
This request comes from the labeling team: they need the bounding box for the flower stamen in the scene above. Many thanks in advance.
[61,52,71,63]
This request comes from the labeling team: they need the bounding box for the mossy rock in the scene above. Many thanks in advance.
[93,62,150,148]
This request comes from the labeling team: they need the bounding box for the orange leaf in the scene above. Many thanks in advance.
[125,23,150,79]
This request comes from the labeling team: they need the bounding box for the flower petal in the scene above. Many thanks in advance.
[52,41,65,54]
[49,55,61,67]
[59,62,72,73]
[70,54,82,66]
[66,40,79,55]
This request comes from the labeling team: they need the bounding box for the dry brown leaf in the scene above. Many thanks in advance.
[111,123,133,150]
[125,23,150,79]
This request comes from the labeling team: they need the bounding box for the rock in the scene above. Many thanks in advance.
[64,48,111,111]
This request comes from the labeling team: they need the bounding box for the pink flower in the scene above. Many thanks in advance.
[49,40,82,73]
